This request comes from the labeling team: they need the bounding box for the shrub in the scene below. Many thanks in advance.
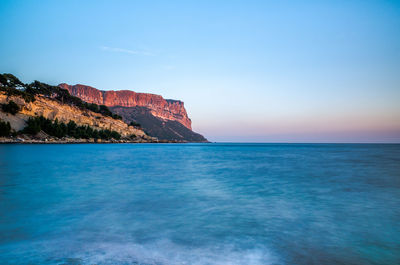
[127,134,136,139]
[110,130,121,140]
[0,73,24,88]
[129,121,141,127]
[2,101,20,115]
[112,114,122,120]
[1,86,35,103]
[0,73,35,102]
[22,117,41,135]
[0,120,11,136]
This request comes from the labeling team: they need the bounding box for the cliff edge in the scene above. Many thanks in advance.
[59,84,192,130]
[59,83,207,142]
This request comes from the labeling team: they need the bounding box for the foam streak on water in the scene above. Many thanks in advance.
[0,143,399,264]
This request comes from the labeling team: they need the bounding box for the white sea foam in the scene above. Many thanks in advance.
[48,239,278,265]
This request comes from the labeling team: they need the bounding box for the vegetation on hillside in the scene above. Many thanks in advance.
[129,121,141,127]
[0,74,35,102]
[0,73,122,120]
[22,116,121,140]
[0,120,11,137]
[1,100,20,115]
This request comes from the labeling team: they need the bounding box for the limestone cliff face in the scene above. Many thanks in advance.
[0,92,147,137]
[58,84,192,130]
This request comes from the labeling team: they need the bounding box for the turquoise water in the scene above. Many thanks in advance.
[0,143,399,264]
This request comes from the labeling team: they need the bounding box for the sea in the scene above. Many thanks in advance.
[0,143,399,265]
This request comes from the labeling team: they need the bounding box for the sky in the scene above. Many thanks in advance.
[1,0,399,142]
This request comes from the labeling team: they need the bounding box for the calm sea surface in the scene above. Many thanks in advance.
[0,143,399,265]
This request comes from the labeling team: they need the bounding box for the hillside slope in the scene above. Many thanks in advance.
[110,106,207,142]
[0,92,147,137]
[0,74,155,143]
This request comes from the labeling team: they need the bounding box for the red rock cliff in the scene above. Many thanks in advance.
[58,83,192,130]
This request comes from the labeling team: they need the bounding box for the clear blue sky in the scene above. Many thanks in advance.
[1,0,399,142]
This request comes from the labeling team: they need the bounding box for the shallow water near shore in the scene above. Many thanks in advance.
[0,143,399,264]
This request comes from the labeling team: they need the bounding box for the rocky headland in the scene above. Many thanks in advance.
[59,83,207,142]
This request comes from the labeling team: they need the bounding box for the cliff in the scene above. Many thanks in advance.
[0,92,149,139]
[59,84,192,130]
[58,83,208,142]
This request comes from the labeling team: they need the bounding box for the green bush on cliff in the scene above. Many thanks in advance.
[2,100,20,115]
[85,103,99,112]
[22,116,121,140]
[129,121,141,127]
[22,117,41,135]
[0,74,35,103]
[97,105,122,120]
[0,73,24,88]
[112,114,122,120]
[0,120,11,137]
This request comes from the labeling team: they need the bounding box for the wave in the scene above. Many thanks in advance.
[10,238,279,265]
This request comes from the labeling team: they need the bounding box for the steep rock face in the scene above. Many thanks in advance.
[110,106,208,142]
[59,83,192,130]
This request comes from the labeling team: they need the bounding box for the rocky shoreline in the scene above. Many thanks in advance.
[0,136,184,144]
